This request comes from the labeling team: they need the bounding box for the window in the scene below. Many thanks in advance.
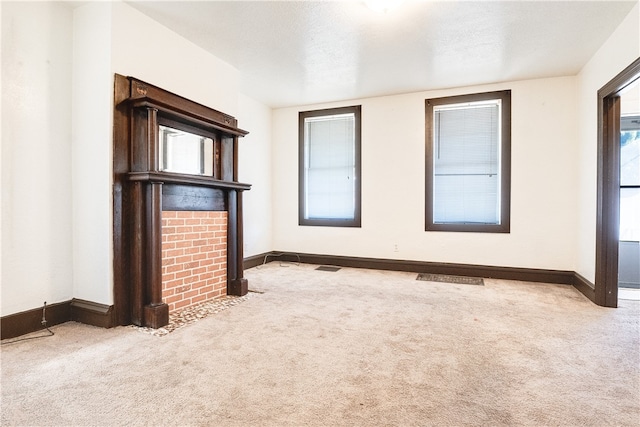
[620,115,640,241]
[425,90,511,232]
[299,106,361,227]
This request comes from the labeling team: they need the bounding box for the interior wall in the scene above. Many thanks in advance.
[576,2,640,283]
[237,94,273,257]
[272,76,579,272]
[1,2,74,315]
[71,1,113,305]
[109,1,239,117]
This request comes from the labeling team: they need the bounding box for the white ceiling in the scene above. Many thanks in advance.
[125,0,638,108]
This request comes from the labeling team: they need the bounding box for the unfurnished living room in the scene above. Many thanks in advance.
[1,1,639,426]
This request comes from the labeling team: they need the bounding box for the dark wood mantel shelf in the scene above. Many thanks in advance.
[127,171,251,191]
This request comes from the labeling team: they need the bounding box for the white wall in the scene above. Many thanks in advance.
[238,94,273,257]
[576,3,640,283]
[272,76,579,271]
[1,2,74,314]
[71,2,113,305]
[109,1,240,117]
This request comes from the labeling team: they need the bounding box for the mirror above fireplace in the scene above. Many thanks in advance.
[159,125,214,176]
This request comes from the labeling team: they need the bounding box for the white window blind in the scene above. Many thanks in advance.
[304,113,356,220]
[432,100,501,224]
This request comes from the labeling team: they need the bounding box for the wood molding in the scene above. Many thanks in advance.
[298,106,362,228]
[260,252,575,285]
[572,273,596,303]
[248,252,603,301]
[70,299,115,329]
[425,90,511,234]
[1,301,72,340]
[249,252,601,302]
[1,299,115,340]
[595,57,640,308]
[244,252,273,270]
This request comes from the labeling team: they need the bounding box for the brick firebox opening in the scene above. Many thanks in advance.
[161,211,228,312]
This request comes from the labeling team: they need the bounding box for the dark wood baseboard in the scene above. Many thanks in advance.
[262,251,575,285]
[572,273,597,304]
[1,301,71,340]
[243,252,272,270]
[247,251,602,304]
[1,299,115,340]
[70,298,115,329]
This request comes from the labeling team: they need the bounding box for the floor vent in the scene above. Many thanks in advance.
[316,266,341,272]
[416,273,484,286]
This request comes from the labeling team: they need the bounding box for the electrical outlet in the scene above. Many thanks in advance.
[393,244,399,252]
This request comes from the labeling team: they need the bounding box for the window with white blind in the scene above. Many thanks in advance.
[299,106,361,227]
[425,91,511,232]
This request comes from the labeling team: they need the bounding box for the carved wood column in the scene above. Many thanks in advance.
[227,189,248,296]
[228,135,247,296]
[143,181,169,328]
[130,181,144,326]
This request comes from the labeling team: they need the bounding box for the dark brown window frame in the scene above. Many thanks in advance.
[425,90,511,233]
[298,105,362,227]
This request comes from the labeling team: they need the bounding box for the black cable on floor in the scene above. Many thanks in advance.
[1,302,55,345]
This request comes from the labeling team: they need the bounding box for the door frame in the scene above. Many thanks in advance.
[595,57,640,307]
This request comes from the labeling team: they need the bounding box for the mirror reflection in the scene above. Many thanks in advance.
[159,125,214,176]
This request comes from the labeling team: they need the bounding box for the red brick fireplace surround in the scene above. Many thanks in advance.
[162,211,228,312]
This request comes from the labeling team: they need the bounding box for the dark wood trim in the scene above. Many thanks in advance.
[1,301,72,340]
[125,77,248,135]
[70,299,115,329]
[162,185,226,211]
[127,99,248,137]
[244,252,273,270]
[1,299,116,340]
[127,171,250,190]
[113,74,132,326]
[595,57,640,308]
[425,90,511,233]
[298,105,362,228]
[572,273,596,303]
[260,251,575,285]
[130,181,144,326]
[143,182,169,329]
[596,95,621,307]
[226,190,248,296]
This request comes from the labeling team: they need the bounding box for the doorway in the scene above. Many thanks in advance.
[618,80,640,301]
[596,57,640,307]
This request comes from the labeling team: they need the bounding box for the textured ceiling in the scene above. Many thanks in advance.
[125,0,638,108]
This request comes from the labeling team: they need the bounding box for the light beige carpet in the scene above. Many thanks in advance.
[2,263,639,426]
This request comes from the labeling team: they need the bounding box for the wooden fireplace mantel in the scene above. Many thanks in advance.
[112,74,251,329]
[127,171,251,191]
